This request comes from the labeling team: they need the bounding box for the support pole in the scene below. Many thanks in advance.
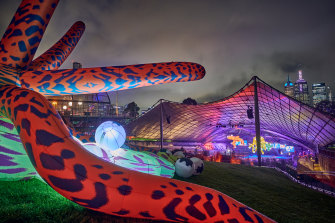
[160,99,164,150]
[115,91,119,116]
[253,76,262,166]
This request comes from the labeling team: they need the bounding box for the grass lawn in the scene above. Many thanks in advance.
[1,162,335,223]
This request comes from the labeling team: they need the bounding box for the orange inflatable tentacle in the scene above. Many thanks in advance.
[0,0,59,69]
[0,85,274,222]
[28,21,86,71]
[20,62,206,96]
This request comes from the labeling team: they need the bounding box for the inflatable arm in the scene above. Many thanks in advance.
[20,62,205,95]
[0,0,59,69]
[28,21,86,71]
[0,85,274,222]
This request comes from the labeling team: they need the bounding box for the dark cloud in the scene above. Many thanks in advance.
[1,0,335,109]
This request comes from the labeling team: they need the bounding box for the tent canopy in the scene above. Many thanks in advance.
[126,77,335,151]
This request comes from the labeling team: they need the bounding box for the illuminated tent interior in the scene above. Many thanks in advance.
[126,77,335,152]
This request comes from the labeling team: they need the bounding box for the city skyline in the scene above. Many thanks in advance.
[1,0,334,109]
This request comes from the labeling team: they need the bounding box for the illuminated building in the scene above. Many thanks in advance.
[294,70,310,105]
[284,74,294,97]
[126,77,335,152]
[312,83,327,107]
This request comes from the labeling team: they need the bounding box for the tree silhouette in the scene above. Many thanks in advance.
[124,102,140,118]
[182,97,197,105]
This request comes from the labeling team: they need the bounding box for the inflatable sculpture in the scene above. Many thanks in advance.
[0,0,274,222]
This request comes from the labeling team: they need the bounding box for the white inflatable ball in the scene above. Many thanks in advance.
[175,158,194,178]
[95,121,126,151]
[190,157,204,175]
[173,150,185,158]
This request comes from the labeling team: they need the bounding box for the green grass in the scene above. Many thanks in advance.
[1,162,335,223]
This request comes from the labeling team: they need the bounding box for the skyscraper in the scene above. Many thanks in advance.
[284,74,294,97]
[312,83,327,107]
[294,70,310,105]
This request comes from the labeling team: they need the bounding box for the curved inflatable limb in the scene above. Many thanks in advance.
[0,0,59,69]
[0,85,274,222]
[20,62,206,96]
[28,21,86,71]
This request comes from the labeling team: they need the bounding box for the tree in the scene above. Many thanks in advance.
[124,102,140,118]
[182,97,197,105]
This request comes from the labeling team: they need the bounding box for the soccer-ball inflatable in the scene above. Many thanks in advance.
[175,158,194,178]
[190,157,204,175]
[95,121,126,151]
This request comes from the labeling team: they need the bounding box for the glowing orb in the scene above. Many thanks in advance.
[95,121,126,151]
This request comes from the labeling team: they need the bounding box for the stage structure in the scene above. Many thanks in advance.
[127,77,335,153]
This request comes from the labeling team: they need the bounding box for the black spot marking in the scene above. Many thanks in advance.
[163,198,188,222]
[99,174,111,180]
[21,118,31,136]
[175,189,184,195]
[218,195,230,215]
[71,182,108,208]
[239,207,254,222]
[122,178,129,182]
[14,104,29,119]
[151,190,165,200]
[160,185,167,188]
[30,105,52,118]
[113,209,129,215]
[61,149,75,159]
[36,129,64,146]
[29,97,44,107]
[112,171,123,175]
[139,211,154,218]
[186,194,207,220]
[204,193,217,217]
[254,214,264,223]
[25,142,36,167]
[169,182,177,187]
[233,204,237,207]
[117,185,132,196]
[228,219,239,223]
[48,175,83,192]
[40,153,64,170]
[92,164,103,169]
[13,91,29,102]
[74,164,87,180]
[186,186,193,191]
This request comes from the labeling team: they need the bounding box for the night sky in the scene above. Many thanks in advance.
[1,0,335,109]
